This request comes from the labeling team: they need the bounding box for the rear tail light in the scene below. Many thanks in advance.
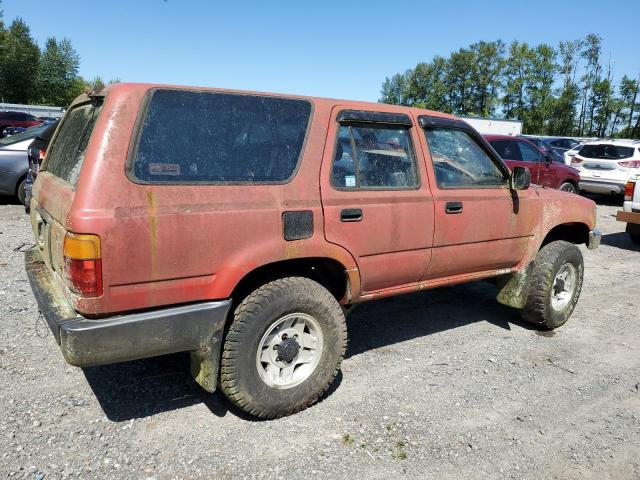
[618,160,640,168]
[571,157,584,166]
[625,181,636,201]
[63,233,102,297]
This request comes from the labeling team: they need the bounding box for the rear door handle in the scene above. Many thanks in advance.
[341,208,363,222]
[445,201,463,214]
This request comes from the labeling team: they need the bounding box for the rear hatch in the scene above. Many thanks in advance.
[30,99,103,281]
[574,144,638,181]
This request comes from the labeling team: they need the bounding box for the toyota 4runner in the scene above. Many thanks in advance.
[26,84,601,418]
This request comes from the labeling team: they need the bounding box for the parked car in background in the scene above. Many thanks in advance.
[616,175,640,244]
[0,111,42,137]
[545,137,581,152]
[570,140,640,196]
[25,83,600,419]
[1,126,27,137]
[564,144,583,165]
[0,123,52,205]
[24,121,58,212]
[485,134,580,193]
[520,136,566,164]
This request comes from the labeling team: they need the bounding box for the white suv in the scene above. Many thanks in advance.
[571,139,640,195]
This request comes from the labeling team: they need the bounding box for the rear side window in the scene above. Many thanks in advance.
[580,144,634,159]
[131,90,312,183]
[44,102,102,186]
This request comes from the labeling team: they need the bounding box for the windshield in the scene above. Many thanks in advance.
[0,124,48,147]
[580,144,634,160]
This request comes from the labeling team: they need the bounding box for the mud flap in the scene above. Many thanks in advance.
[190,343,222,393]
[496,263,534,309]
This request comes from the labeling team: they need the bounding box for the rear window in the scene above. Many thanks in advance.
[130,89,312,183]
[44,102,102,186]
[580,144,634,159]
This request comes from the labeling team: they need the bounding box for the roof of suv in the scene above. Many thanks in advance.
[98,82,459,123]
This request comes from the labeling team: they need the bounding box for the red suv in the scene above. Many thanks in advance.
[0,111,42,136]
[25,84,600,418]
[484,134,580,193]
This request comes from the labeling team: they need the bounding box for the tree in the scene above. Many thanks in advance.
[405,56,449,111]
[380,71,410,106]
[578,34,602,135]
[0,18,40,103]
[619,75,639,132]
[35,37,81,106]
[549,40,581,135]
[468,40,505,116]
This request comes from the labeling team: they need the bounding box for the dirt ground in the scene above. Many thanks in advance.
[0,195,638,480]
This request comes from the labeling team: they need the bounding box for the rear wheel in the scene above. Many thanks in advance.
[220,277,347,419]
[559,182,578,194]
[520,241,584,330]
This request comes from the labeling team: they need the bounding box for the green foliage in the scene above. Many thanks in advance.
[0,5,115,107]
[380,34,639,138]
[35,37,80,105]
[0,18,40,103]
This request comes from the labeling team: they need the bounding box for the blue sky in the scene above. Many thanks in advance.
[3,0,640,102]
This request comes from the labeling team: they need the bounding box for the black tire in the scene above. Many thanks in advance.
[220,277,347,419]
[16,178,27,206]
[520,241,584,330]
[627,224,640,245]
[559,182,578,194]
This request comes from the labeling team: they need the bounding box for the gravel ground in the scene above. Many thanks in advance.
[1,195,639,480]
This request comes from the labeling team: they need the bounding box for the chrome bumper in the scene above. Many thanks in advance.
[588,228,601,250]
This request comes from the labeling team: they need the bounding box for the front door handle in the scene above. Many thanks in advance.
[341,208,363,222]
[445,201,463,214]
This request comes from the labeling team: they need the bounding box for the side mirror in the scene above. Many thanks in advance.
[510,166,531,191]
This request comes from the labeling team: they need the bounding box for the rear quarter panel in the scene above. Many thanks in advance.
[65,85,359,315]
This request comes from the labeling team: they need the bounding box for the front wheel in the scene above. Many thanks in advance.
[220,277,347,419]
[16,178,27,206]
[520,241,584,330]
[559,182,578,194]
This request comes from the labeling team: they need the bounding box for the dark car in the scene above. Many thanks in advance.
[0,123,53,205]
[545,137,581,152]
[0,111,42,137]
[520,136,566,164]
[24,121,58,212]
[485,134,580,193]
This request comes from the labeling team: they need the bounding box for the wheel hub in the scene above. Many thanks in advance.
[551,263,577,311]
[275,336,300,363]
[256,313,323,389]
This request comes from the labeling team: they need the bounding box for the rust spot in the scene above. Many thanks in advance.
[146,190,158,278]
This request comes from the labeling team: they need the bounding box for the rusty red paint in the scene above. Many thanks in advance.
[30,83,597,317]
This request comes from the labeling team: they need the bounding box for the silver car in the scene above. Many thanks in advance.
[0,124,51,204]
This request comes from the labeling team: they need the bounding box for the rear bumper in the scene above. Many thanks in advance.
[617,210,640,226]
[578,179,625,195]
[25,249,231,372]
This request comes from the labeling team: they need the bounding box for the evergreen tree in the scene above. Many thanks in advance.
[0,18,40,103]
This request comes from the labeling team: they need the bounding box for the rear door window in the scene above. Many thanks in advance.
[130,89,312,184]
[489,140,522,160]
[580,144,634,159]
[44,102,103,186]
[331,124,418,189]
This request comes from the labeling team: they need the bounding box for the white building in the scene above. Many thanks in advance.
[459,115,522,136]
